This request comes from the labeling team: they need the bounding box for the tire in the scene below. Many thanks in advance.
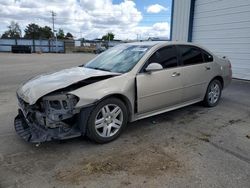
[86,97,128,143]
[203,79,222,107]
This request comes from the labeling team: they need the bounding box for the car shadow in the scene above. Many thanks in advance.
[36,102,208,149]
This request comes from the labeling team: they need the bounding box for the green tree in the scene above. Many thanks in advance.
[65,32,73,39]
[24,23,41,39]
[1,21,21,39]
[24,24,54,39]
[40,26,53,39]
[57,28,65,39]
[102,32,115,41]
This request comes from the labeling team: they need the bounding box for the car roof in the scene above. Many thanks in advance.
[126,41,166,46]
[124,41,201,47]
[123,41,213,54]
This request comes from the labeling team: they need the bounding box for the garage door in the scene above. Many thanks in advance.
[192,0,250,80]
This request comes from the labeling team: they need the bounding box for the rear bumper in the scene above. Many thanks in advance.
[14,109,83,143]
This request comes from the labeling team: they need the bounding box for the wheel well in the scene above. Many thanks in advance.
[213,76,224,89]
[101,94,133,121]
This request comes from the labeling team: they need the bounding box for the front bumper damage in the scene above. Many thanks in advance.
[14,109,80,143]
[14,106,93,143]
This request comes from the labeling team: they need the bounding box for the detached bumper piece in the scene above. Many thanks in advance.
[15,114,43,143]
[14,110,82,143]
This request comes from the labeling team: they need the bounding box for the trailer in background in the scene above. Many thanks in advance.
[0,39,64,53]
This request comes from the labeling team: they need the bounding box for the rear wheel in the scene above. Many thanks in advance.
[203,79,222,107]
[86,98,128,143]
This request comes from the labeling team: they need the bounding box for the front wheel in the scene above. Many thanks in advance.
[203,79,222,107]
[86,98,128,143]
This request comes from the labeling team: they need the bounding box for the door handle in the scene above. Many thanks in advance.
[172,72,180,77]
[205,66,211,70]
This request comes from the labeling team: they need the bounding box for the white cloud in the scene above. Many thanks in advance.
[146,4,168,14]
[0,0,170,40]
[130,22,170,40]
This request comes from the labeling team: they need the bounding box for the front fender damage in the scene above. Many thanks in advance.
[14,72,119,143]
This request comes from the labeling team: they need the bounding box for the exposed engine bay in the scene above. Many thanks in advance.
[16,91,83,143]
[18,93,79,129]
[15,89,92,143]
[42,94,79,126]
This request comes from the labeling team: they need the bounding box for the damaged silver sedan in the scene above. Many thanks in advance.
[15,41,232,143]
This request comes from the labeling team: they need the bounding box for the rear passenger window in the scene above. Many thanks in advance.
[179,46,203,66]
[203,51,213,62]
[148,46,178,69]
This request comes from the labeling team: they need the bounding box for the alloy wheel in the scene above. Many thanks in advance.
[95,104,123,138]
[208,82,220,104]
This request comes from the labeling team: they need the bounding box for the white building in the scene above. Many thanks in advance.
[170,0,250,80]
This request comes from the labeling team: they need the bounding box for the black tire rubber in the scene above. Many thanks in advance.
[86,97,128,143]
[203,79,222,107]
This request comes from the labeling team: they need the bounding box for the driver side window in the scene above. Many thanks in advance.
[148,46,178,69]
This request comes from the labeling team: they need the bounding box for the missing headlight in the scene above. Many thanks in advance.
[62,100,67,109]
[49,100,61,110]
[42,94,79,122]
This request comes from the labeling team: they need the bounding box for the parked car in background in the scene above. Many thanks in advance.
[15,41,232,144]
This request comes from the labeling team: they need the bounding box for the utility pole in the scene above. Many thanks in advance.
[51,11,57,52]
[51,11,55,33]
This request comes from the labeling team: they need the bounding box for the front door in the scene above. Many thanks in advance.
[136,46,183,114]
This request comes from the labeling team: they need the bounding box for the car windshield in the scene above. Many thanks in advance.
[84,44,152,73]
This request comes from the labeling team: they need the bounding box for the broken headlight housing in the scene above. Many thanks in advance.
[42,94,79,122]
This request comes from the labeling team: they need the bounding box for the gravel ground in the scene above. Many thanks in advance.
[0,53,249,188]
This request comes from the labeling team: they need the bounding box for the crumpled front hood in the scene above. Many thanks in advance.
[17,67,119,105]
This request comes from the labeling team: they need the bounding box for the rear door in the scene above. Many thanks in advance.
[177,45,213,102]
[136,46,183,114]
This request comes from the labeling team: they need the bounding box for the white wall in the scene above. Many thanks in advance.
[192,0,250,80]
[171,0,250,79]
[171,0,191,41]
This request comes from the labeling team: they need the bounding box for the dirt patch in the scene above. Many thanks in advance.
[120,180,132,186]
[198,137,210,143]
[228,119,243,125]
[55,145,184,184]
[197,132,212,143]
[215,119,245,131]
[1,148,68,177]
[177,110,200,125]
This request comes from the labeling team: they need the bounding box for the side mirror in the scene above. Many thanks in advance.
[145,63,163,72]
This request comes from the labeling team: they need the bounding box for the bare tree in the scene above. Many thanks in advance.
[1,21,22,39]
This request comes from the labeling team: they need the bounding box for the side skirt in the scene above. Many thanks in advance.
[132,98,203,122]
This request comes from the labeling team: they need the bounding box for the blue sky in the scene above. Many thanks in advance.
[114,0,172,26]
[0,0,173,40]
